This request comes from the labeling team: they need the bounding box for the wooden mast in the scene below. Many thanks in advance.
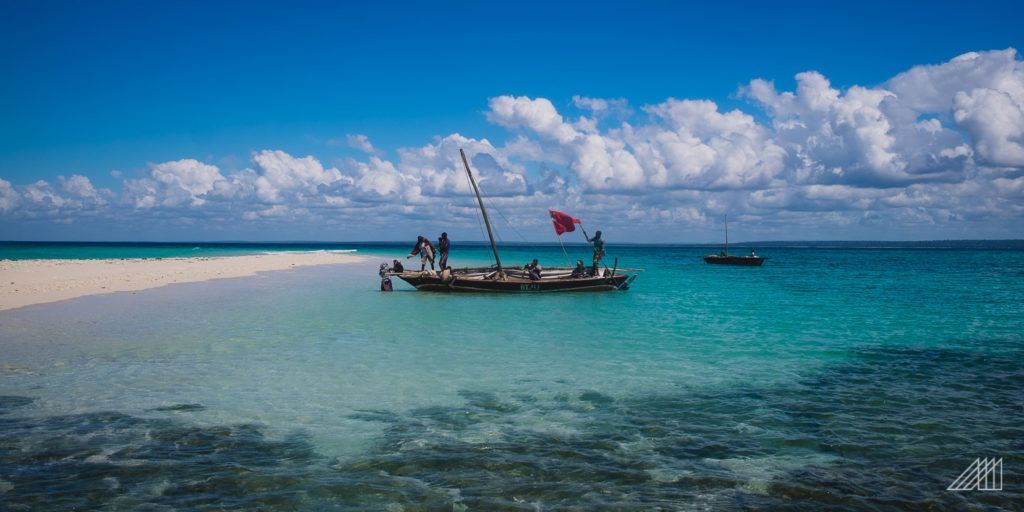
[725,214,729,256]
[460,148,504,277]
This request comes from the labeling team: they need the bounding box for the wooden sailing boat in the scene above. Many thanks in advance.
[393,149,638,292]
[703,215,765,266]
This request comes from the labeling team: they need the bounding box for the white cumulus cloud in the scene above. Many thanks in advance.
[2,48,1023,241]
[0,178,21,213]
[345,133,377,154]
[253,150,345,204]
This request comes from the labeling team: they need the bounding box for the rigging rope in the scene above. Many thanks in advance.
[555,233,572,267]
[485,196,528,243]
[462,168,488,245]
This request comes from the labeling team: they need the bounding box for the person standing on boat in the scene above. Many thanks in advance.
[407,235,435,272]
[437,232,450,270]
[586,230,605,274]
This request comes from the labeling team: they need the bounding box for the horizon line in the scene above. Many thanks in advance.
[2,238,1023,246]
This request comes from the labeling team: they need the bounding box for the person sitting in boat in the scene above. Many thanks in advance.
[586,230,605,274]
[406,235,435,272]
[391,259,404,273]
[437,232,450,270]
[749,249,757,257]
[524,259,542,280]
[571,259,587,278]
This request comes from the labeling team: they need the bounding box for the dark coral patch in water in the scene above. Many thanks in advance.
[0,395,34,414]
[0,347,1021,510]
[579,390,615,405]
[458,390,520,413]
[149,403,206,412]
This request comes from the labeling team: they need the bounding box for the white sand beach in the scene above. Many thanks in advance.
[0,252,365,311]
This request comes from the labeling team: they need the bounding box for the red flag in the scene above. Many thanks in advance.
[549,210,581,236]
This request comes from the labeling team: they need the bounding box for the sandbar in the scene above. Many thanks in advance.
[0,251,365,311]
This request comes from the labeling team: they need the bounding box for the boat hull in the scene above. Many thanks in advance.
[703,255,765,266]
[394,272,632,292]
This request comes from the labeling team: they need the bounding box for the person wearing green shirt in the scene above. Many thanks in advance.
[586,230,605,274]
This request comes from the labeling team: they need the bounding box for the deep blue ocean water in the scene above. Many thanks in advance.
[0,242,1021,510]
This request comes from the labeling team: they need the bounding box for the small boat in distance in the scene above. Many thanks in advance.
[392,149,639,292]
[703,215,765,266]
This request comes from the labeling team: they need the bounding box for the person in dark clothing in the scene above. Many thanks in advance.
[379,263,393,291]
[437,232,450,270]
[586,230,605,274]
[524,259,542,280]
[571,259,587,278]
[391,259,405,273]
[406,235,435,271]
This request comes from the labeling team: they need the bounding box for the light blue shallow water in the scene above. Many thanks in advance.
[0,244,1022,510]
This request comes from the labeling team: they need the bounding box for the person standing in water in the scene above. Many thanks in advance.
[586,230,605,274]
[407,235,435,271]
[437,232,450,270]
[379,263,393,291]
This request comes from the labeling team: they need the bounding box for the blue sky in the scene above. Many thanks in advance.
[1,1,1023,241]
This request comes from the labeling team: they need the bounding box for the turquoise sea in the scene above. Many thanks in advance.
[0,242,1021,510]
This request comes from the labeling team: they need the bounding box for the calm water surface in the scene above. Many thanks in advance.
[1,244,1021,510]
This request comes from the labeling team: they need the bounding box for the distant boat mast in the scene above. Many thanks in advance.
[725,214,729,255]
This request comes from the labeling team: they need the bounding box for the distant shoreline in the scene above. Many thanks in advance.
[2,239,1023,251]
[0,252,365,311]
